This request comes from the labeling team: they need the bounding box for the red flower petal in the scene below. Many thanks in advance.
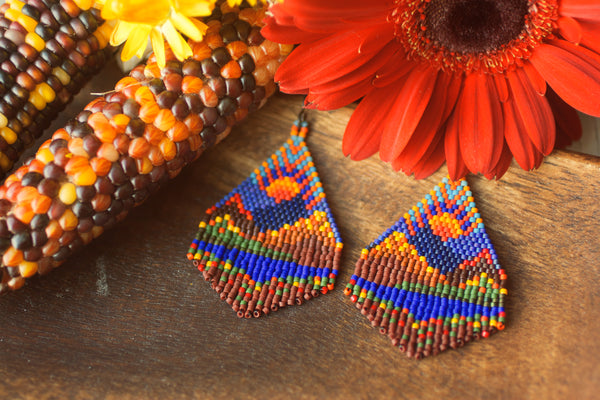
[378,66,438,162]
[305,43,399,110]
[521,61,547,95]
[261,16,323,44]
[546,88,583,148]
[529,39,600,117]
[506,68,555,155]
[268,4,294,26]
[558,16,583,44]
[371,52,414,88]
[305,78,372,111]
[457,73,504,175]
[444,113,469,180]
[342,84,399,160]
[560,0,600,21]
[291,14,391,35]
[484,141,513,180]
[502,101,544,170]
[392,72,460,171]
[441,74,464,119]
[267,0,393,36]
[276,0,392,19]
[579,19,600,54]
[274,23,394,93]
[493,75,509,103]
[411,134,446,179]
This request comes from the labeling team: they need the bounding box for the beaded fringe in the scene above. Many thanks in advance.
[187,118,342,318]
[345,178,507,359]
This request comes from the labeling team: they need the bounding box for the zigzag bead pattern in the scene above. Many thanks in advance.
[345,177,507,359]
[187,119,342,318]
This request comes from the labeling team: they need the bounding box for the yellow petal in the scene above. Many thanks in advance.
[190,18,209,37]
[103,0,171,24]
[172,0,215,16]
[150,28,166,68]
[170,12,202,41]
[121,24,151,61]
[162,20,192,61]
[226,0,259,6]
[135,39,148,58]
[100,0,118,20]
[110,20,134,46]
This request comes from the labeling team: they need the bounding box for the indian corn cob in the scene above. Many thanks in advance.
[0,1,289,293]
[0,0,111,178]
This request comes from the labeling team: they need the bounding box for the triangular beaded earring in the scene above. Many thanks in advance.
[187,112,343,318]
[345,177,507,359]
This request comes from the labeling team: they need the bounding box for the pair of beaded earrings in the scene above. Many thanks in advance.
[186,113,507,359]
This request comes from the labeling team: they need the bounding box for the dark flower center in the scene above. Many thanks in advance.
[424,0,530,54]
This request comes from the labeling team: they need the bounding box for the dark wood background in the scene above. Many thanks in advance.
[1,59,599,400]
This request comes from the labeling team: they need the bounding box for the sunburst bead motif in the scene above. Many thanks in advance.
[263,0,600,179]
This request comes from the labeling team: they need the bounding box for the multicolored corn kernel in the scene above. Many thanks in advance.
[0,1,291,294]
[344,178,507,359]
[0,0,111,178]
[186,120,343,318]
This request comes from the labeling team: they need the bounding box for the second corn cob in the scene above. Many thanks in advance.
[0,1,290,293]
[0,0,112,178]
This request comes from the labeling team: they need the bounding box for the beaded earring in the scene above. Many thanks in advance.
[345,177,507,359]
[187,112,342,318]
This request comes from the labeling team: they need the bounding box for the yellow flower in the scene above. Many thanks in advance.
[226,0,280,6]
[227,0,255,5]
[98,0,216,67]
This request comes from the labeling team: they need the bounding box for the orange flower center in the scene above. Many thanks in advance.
[391,0,559,74]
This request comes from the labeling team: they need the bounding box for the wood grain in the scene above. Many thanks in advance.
[0,60,599,400]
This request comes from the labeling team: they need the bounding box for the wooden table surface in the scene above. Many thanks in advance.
[1,60,599,400]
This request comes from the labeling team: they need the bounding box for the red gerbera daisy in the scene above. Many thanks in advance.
[262,0,600,179]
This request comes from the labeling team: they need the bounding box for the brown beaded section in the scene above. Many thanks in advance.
[0,0,112,178]
[0,1,291,293]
